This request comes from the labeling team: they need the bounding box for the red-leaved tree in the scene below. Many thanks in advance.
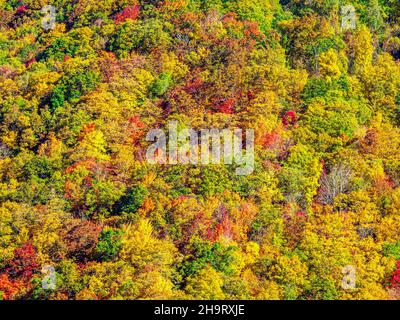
[391,261,400,288]
[115,5,140,24]
[282,110,297,126]
[7,243,38,280]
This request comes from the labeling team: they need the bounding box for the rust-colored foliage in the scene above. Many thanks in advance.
[361,129,378,153]
[283,212,308,248]
[128,116,145,144]
[0,274,21,300]
[62,220,102,261]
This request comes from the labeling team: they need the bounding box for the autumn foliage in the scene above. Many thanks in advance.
[0,0,400,301]
[114,5,140,24]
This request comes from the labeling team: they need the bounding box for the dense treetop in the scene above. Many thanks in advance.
[0,0,399,300]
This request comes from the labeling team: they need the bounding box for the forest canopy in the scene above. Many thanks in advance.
[0,0,399,300]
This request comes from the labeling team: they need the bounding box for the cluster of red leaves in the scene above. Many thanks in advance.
[115,5,140,24]
[214,98,236,114]
[16,5,27,15]
[282,110,297,126]
[7,243,38,280]
[391,261,400,287]
[0,243,39,299]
